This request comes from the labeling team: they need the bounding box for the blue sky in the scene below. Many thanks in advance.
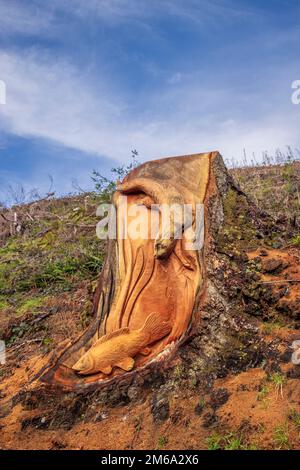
[0,0,299,202]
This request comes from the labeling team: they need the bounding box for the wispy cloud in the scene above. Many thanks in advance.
[60,0,256,25]
[0,0,53,37]
[0,0,299,193]
[0,0,257,39]
[1,47,298,167]
[0,50,127,158]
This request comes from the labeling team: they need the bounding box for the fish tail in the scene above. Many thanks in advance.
[140,312,171,344]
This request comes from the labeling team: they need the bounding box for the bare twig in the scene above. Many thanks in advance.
[258,279,300,284]
[9,338,44,351]
[65,223,95,228]
[30,312,54,325]
[36,227,52,238]
[0,212,12,222]
[24,211,34,222]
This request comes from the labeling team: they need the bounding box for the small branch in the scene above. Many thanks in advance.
[36,227,52,238]
[30,312,54,325]
[258,279,300,284]
[9,338,44,351]
[215,249,233,258]
[28,192,55,206]
[0,212,12,223]
[24,211,35,221]
[65,223,95,228]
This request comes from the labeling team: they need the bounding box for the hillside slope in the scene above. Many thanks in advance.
[0,162,300,450]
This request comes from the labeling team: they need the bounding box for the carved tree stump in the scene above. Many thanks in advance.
[37,152,276,392]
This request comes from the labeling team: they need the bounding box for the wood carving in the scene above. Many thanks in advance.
[72,313,172,375]
[38,151,216,391]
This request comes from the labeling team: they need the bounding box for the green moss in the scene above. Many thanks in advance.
[206,432,257,451]
[0,193,106,343]
[16,296,48,317]
[289,409,300,431]
[7,321,30,345]
[216,188,260,252]
[0,236,104,295]
[262,319,285,334]
[206,433,223,450]
[156,436,168,450]
[282,163,294,180]
[257,384,270,403]
[291,234,300,246]
[273,424,290,450]
[0,295,9,310]
[232,162,300,236]
[269,372,286,391]
[223,188,238,219]
[172,364,185,380]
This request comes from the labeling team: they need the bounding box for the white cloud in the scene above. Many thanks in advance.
[0,50,128,158]
[0,0,255,37]
[0,47,299,169]
[0,0,299,172]
[58,0,256,26]
[0,0,53,36]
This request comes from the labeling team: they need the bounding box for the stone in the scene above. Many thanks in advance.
[278,298,300,320]
[262,258,284,273]
[209,388,230,410]
[151,394,170,422]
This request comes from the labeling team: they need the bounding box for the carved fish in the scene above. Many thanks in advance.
[72,313,171,375]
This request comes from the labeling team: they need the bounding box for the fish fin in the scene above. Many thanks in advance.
[72,362,82,371]
[116,357,135,371]
[99,365,112,375]
[93,327,130,346]
[140,312,171,344]
[139,347,151,356]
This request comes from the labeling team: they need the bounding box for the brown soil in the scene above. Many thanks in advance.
[1,355,300,450]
